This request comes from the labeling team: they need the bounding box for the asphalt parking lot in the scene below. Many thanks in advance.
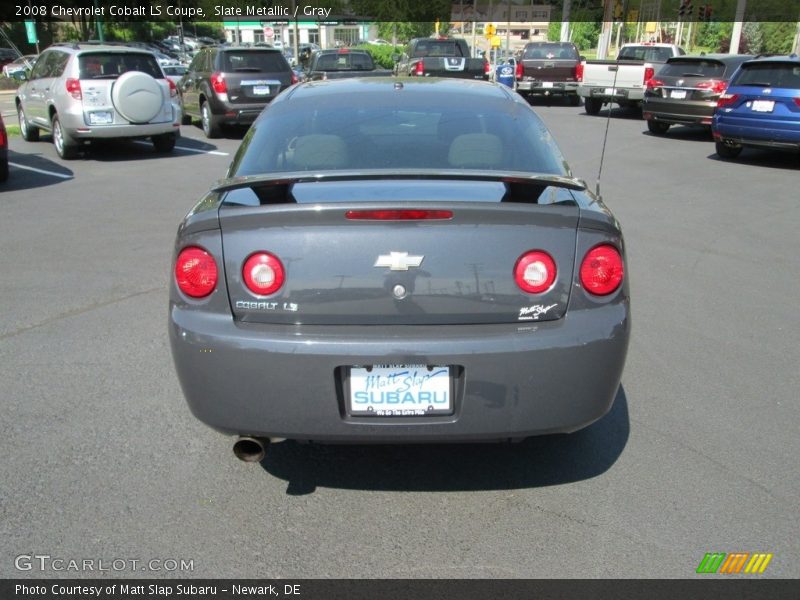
[1,94,797,579]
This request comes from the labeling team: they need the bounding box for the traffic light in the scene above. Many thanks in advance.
[678,0,693,17]
[702,4,713,21]
[613,0,624,21]
[485,23,496,37]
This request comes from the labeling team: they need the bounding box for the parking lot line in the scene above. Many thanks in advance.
[8,162,73,179]
[132,140,229,156]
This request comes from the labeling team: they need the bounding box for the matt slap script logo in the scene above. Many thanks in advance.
[696,552,773,574]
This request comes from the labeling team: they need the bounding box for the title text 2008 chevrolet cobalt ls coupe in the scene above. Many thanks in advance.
[169,78,630,462]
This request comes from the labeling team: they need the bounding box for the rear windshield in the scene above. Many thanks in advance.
[659,59,726,78]
[78,52,162,79]
[523,44,578,60]
[411,41,464,58]
[617,46,675,62]
[230,93,569,177]
[314,52,375,71]
[732,62,800,88]
[222,51,289,73]
[162,66,187,76]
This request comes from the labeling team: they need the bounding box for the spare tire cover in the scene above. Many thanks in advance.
[111,71,163,123]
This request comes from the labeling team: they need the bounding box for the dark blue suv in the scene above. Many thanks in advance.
[712,54,800,159]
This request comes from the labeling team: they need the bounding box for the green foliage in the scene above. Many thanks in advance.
[356,44,404,69]
[376,22,435,44]
[548,22,599,50]
[760,22,796,55]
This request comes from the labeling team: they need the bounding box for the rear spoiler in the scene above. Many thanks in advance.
[211,169,588,194]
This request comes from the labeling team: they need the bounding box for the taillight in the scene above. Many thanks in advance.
[345,209,453,220]
[514,251,556,294]
[484,60,490,75]
[516,61,524,79]
[210,72,227,94]
[696,79,727,94]
[291,72,298,84]
[575,62,583,82]
[413,60,424,76]
[175,247,218,298]
[167,78,177,98]
[645,78,665,90]
[643,66,654,84]
[66,78,82,100]
[243,252,285,296]
[793,98,800,107]
[0,127,6,147]
[580,245,624,296]
[717,93,739,108]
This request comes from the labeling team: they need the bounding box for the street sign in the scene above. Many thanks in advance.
[24,20,38,44]
[491,35,501,48]
[263,26,274,38]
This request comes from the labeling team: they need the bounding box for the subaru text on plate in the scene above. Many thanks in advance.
[168,78,631,463]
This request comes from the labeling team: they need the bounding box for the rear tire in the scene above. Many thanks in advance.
[584,97,602,115]
[52,114,78,160]
[201,102,221,139]
[647,120,670,135]
[0,156,8,183]
[18,105,39,142]
[152,133,177,153]
[568,94,581,107]
[715,141,742,159]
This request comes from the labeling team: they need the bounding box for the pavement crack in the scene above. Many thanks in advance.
[0,287,163,341]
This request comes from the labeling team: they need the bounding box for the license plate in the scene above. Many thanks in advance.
[542,82,554,88]
[88,111,112,125]
[252,85,270,96]
[604,87,616,95]
[349,365,452,416]
[751,100,774,112]
[671,90,687,99]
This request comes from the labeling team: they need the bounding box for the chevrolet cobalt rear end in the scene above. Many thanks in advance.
[168,78,630,461]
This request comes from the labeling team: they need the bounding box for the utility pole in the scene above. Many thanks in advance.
[793,20,800,54]
[560,0,572,42]
[471,0,477,55]
[729,0,746,54]
[597,0,614,59]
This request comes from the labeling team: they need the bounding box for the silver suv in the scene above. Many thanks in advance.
[15,43,181,159]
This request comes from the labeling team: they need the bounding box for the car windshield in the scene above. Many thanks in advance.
[659,59,726,78]
[314,52,375,71]
[412,41,464,58]
[617,46,674,62]
[230,90,569,177]
[78,52,162,79]
[523,44,578,60]
[733,62,800,88]
[223,51,288,72]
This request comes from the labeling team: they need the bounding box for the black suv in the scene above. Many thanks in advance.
[179,46,295,138]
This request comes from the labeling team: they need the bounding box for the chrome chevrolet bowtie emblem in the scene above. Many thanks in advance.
[374,252,424,271]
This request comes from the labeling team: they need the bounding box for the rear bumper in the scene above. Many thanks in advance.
[713,115,800,151]
[516,80,578,95]
[169,303,630,442]
[60,105,180,140]
[643,98,715,125]
[211,101,269,126]
[578,85,644,102]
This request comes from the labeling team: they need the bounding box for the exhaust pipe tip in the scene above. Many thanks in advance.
[233,437,268,463]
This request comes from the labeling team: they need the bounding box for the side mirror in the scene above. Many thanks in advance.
[17,70,30,81]
[391,53,400,63]
[579,55,586,62]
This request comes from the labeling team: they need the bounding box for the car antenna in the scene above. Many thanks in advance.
[595,14,625,201]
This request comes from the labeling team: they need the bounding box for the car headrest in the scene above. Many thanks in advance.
[448,133,503,169]
[290,134,348,170]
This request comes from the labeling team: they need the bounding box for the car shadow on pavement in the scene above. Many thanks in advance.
[581,106,643,120]
[71,136,227,162]
[261,385,630,495]
[2,149,74,191]
[706,149,800,171]
[643,126,714,142]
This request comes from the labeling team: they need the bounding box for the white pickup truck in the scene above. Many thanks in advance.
[578,43,685,115]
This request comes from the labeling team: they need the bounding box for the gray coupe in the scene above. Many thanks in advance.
[169,78,630,462]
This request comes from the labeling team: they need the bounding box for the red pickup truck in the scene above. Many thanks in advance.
[515,42,582,106]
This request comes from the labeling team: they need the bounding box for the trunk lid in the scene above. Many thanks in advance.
[220,50,291,104]
[218,178,580,326]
